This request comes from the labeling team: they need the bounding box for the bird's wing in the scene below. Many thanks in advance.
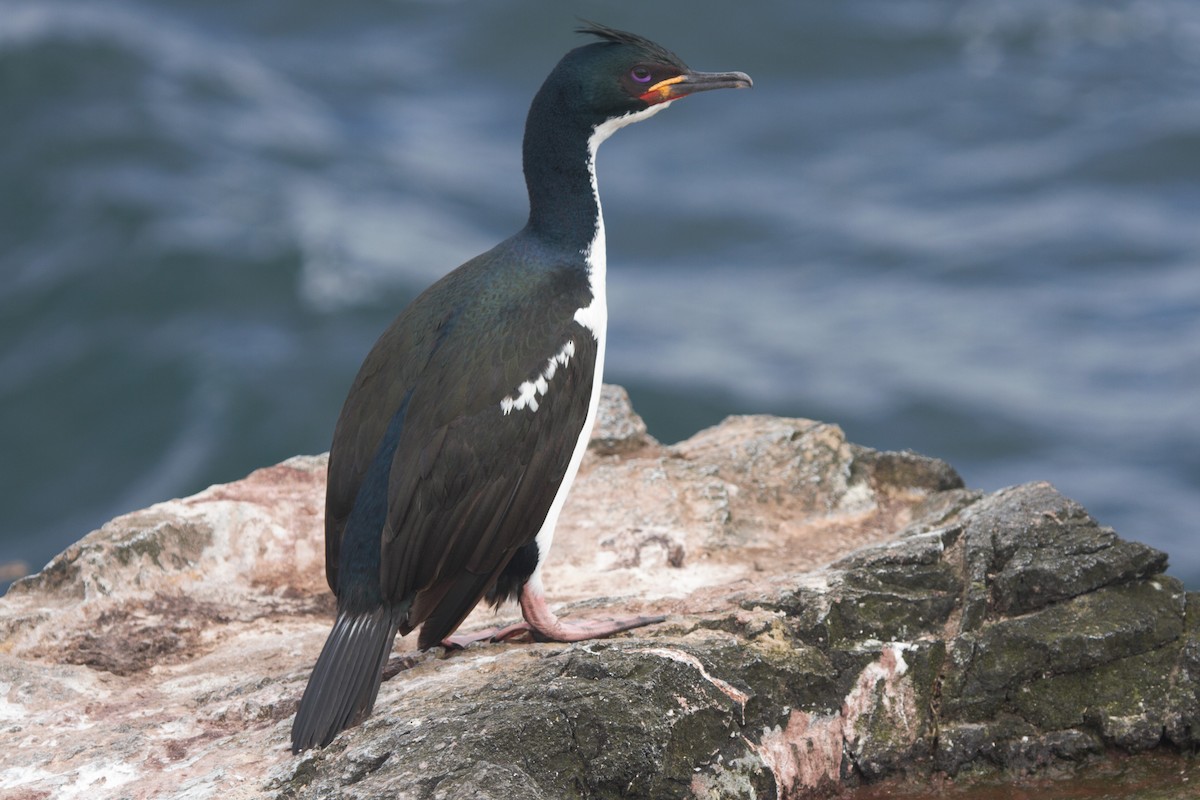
[323,243,597,644]
[322,312,442,595]
[381,323,597,645]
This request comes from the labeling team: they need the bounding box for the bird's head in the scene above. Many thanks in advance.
[537,23,752,132]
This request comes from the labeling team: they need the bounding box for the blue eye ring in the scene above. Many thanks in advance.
[630,66,653,83]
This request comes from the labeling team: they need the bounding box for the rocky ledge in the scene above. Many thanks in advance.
[1,386,1196,799]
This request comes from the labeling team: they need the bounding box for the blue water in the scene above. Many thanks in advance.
[2,1,1198,591]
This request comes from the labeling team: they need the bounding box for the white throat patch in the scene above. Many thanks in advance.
[589,102,674,150]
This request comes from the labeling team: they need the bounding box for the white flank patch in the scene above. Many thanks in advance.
[500,339,576,415]
[526,102,674,593]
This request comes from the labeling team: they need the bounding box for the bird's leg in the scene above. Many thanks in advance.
[518,584,665,642]
[440,585,665,649]
[440,620,534,649]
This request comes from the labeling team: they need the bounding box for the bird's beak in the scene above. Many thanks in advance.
[639,69,753,105]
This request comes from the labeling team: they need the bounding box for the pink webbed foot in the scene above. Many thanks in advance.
[518,587,665,642]
[441,585,665,649]
[441,620,534,650]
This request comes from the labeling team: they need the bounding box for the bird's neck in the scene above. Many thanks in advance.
[522,103,672,259]
[522,109,605,258]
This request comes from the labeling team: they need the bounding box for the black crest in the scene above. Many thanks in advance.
[576,21,688,70]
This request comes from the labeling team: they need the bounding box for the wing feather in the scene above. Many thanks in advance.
[323,237,596,646]
[383,330,597,640]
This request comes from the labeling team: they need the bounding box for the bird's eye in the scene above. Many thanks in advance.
[630,66,653,84]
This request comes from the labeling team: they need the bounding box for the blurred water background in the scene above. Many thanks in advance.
[2,0,1197,592]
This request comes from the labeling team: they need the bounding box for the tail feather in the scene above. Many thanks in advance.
[291,606,399,753]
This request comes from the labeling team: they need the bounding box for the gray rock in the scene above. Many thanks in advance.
[1,385,1194,799]
[589,384,659,455]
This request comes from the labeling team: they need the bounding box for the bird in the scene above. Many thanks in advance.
[291,22,751,753]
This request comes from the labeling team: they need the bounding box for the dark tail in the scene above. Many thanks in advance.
[291,606,399,753]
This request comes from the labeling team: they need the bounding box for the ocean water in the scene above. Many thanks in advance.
[1,1,1197,593]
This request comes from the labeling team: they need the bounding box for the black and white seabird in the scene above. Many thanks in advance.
[291,23,751,753]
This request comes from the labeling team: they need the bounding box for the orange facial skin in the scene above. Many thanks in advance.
[638,74,687,105]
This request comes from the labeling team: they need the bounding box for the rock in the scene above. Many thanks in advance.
[1,385,1195,799]
[589,384,659,456]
